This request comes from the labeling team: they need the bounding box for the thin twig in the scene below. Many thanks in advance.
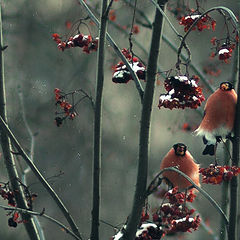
[17,86,46,240]
[123,0,152,28]
[104,0,114,19]
[75,89,95,110]
[78,0,144,103]
[0,116,82,239]
[149,0,182,39]
[0,205,81,240]
[128,0,137,58]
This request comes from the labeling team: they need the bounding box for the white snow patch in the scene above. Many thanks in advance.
[129,62,145,72]
[218,48,229,55]
[185,15,201,20]
[160,94,171,101]
[136,223,158,237]
[169,89,175,95]
[173,217,194,223]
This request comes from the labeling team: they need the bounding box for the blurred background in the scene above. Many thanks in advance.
[0,0,239,239]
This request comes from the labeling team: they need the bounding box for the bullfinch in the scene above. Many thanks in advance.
[195,82,237,155]
[160,143,200,190]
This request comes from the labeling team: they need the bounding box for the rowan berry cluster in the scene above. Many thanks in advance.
[111,186,199,240]
[0,184,16,207]
[8,212,20,228]
[165,187,196,204]
[210,37,237,63]
[152,187,200,234]
[52,33,98,53]
[1,182,37,228]
[112,49,146,83]
[7,211,28,228]
[158,75,205,109]
[54,88,77,127]
[199,164,240,184]
[179,12,216,32]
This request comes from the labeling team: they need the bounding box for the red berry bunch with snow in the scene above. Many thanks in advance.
[0,184,16,207]
[52,33,98,53]
[199,164,240,185]
[112,48,146,83]
[179,12,216,32]
[54,88,77,127]
[158,75,205,110]
[152,187,200,234]
[210,36,237,63]
[111,224,164,240]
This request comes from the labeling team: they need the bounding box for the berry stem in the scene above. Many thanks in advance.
[150,0,182,39]
[17,86,46,240]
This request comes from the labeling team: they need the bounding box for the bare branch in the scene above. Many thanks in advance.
[0,115,82,239]
[0,205,81,240]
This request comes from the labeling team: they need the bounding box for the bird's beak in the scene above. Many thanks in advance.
[221,83,228,90]
[177,146,186,156]
[178,150,185,156]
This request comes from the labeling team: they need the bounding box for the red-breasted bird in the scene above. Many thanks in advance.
[160,143,200,190]
[195,82,237,155]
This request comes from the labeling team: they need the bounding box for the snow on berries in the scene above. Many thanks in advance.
[152,187,200,235]
[52,33,98,54]
[0,184,16,207]
[112,48,146,83]
[158,75,205,110]
[111,224,164,240]
[210,35,238,63]
[199,164,240,184]
[179,13,216,32]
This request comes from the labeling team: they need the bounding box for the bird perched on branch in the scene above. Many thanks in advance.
[195,82,237,155]
[160,143,200,190]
